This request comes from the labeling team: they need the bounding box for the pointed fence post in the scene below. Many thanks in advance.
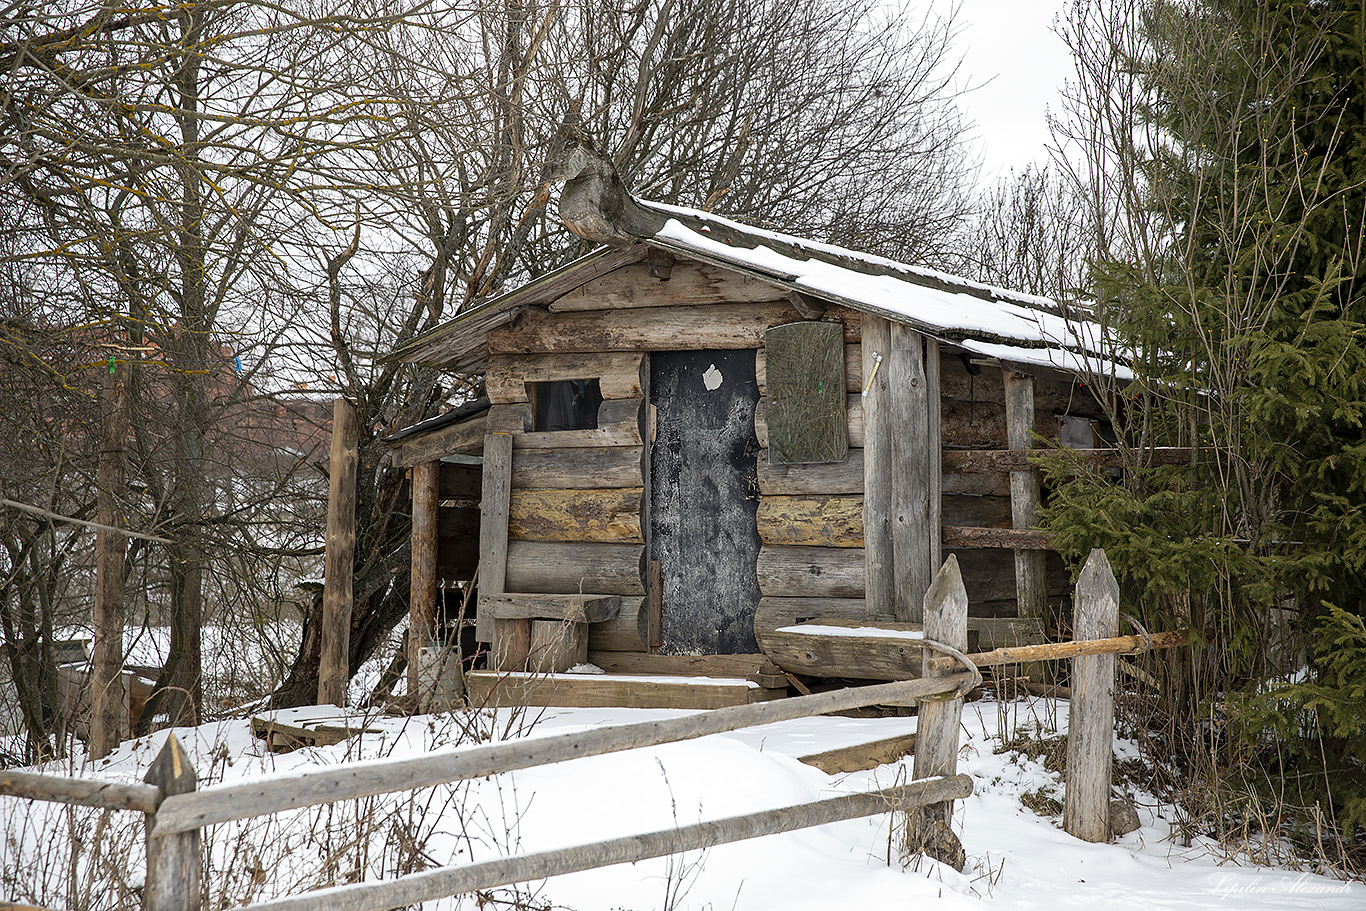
[1064,548,1120,843]
[144,734,200,911]
[909,555,969,869]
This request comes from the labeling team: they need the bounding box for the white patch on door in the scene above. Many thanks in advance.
[702,364,723,391]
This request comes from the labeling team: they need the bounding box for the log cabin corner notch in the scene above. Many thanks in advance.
[382,142,1130,687]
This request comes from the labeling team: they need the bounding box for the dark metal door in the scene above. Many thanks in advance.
[650,349,762,654]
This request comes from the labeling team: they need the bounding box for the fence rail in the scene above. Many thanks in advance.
[151,669,972,837]
[232,775,973,911]
[0,769,159,813]
[1,547,1189,910]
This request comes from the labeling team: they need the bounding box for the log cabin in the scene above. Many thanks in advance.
[380,143,1128,708]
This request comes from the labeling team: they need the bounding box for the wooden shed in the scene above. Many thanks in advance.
[382,147,1122,707]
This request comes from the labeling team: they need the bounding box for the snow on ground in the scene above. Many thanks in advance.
[5,696,1363,910]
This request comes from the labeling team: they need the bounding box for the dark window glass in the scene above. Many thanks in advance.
[532,379,602,431]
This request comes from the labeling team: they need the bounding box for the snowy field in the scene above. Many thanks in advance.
[4,695,1363,909]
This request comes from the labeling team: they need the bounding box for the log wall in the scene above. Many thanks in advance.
[416,253,1105,655]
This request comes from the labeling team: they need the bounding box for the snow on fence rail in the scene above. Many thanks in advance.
[1,548,1188,911]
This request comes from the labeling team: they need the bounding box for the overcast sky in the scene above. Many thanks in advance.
[929,0,1074,184]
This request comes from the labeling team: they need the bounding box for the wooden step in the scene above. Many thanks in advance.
[465,670,788,710]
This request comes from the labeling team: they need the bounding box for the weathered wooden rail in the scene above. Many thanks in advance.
[2,547,1182,909]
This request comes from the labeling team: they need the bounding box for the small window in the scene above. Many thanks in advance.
[764,321,847,464]
[531,379,602,431]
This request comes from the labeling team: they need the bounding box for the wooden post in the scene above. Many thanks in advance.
[1064,548,1120,843]
[409,460,440,704]
[478,434,525,670]
[143,734,200,911]
[909,555,968,869]
[889,324,932,622]
[926,339,943,577]
[318,398,358,707]
[1002,369,1047,624]
[92,359,130,757]
[861,316,894,618]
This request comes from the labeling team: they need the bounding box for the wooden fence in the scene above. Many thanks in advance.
[2,548,1183,911]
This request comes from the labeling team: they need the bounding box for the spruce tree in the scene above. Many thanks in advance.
[1043,0,1366,843]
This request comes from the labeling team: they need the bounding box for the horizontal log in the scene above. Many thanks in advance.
[478,594,622,623]
[941,447,1194,474]
[754,597,877,639]
[929,629,1191,673]
[757,495,863,547]
[586,597,649,652]
[758,622,924,680]
[511,447,643,490]
[487,399,643,449]
[507,487,644,544]
[465,670,778,710]
[161,672,972,837]
[488,303,860,356]
[504,541,645,595]
[549,260,788,311]
[757,546,865,598]
[0,770,160,814]
[485,352,644,403]
[586,652,783,680]
[942,526,1052,550]
[756,394,864,449]
[227,775,972,911]
[945,549,1069,603]
[390,413,487,468]
[758,449,864,495]
[757,343,862,395]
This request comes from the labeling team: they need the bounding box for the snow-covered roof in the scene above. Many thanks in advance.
[389,198,1130,381]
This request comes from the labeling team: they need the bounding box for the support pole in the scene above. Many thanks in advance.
[1064,548,1120,843]
[409,460,440,704]
[889,324,932,622]
[318,398,358,707]
[478,434,524,670]
[861,316,894,619]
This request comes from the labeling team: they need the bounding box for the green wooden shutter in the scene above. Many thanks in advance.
[764,321,847,464]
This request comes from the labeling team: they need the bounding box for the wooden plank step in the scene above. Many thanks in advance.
[480,593,622,623]
[464,671,788,710]
[797,732,918,774]
[757,618,980,681]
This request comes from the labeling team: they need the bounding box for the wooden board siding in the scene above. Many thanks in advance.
[548,260,789,311]
[487,303,860,356]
